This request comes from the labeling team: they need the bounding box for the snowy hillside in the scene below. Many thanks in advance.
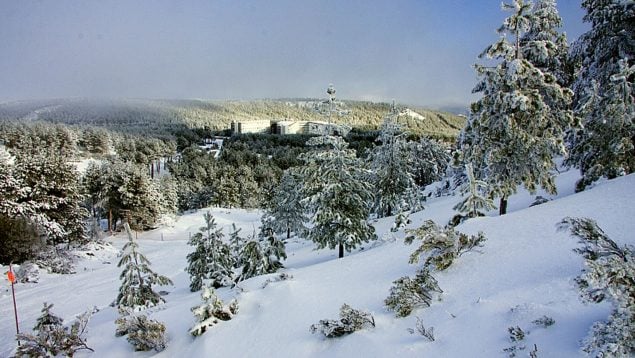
[1,173,633,357]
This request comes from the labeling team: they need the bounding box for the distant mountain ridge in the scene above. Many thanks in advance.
[0,98,465,139]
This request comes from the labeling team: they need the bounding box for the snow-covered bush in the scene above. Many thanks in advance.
[190,285,239,336]
[16,303,93,357]
[35,246,76,274]
[532,315,555,328]
[310,304,375,338]
[261,272,293,289]
[115,308,166,352]
[391,211,411,233]
[558,217,635,357]
[385,268,443,317]
[116,223,173,309]
[503,326,527,357]
[15,262,39,283]
[405,220,486,271]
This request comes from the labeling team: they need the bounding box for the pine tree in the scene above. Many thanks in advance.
[461,0,574,214]
[568,0,634,190]
[299,136,377,258]
[189,285,238,336]
[13,152,88,245]
[116,223,173,309]
[558,217,635,356]
[408,137,451,188]
[453,163,496,219]
[16,303,93,357]
[520,0,572,86]
[228,223,245,267]
[369,104,421,217]
[237,228,286,282]
[115,308,167,352]
[264,170,307,240]
[186,212,234,291]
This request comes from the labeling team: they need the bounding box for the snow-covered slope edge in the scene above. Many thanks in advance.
[1,175,633,357]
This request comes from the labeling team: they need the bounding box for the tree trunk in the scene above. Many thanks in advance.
[499,197,508,215]
[338,243,344,258]
[108,209,113,234]
[287,227,291,241]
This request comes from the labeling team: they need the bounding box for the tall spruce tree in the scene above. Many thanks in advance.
[461,0,574,214]
[299,136,376,258]
[370,104,421,218]
[567,0,634,191]
[116,224,173,309]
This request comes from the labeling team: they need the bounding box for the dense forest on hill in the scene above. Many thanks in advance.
[0,98,465,140]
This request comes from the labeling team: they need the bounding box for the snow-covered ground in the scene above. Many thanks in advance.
[1,171,633,357]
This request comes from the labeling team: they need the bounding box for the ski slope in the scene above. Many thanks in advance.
[1,172,633,357]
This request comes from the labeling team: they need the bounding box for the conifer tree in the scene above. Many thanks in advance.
[116,224,173,309]
[370,104,421,217]
[16,303,93,357]
[453,163,496,219]
[264,170,307,240]
[186,212,234,291]
[237,227,286,281]
[299,136,376,258]
[228,223,245,267]
[567,0,634,190]
[189,285,238,337]
[461,0,574,214]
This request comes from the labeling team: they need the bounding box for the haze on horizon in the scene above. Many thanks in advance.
[0,0,588,110]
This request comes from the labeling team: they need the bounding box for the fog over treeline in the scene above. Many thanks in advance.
[0,0,587,109]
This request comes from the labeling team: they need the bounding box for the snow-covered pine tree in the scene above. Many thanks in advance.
[558,217,634,356]
[259,222,287,271]
[189,285,238,336]
[116,223,173,309]
[461,0,574,215]
[16,303,93,357]
[520,0,572,86]
[115,308,167,352]
[299,135,377,258]
[408,137,451,188]
[369,103,421,218]
[13,152,88,245]
[263,170,307,240]
[186,211,234,291]
[237,227,286,281]
[453,163,496,220]
[385,268,443,317]
[567,0,635,191]
[228,223,245,267]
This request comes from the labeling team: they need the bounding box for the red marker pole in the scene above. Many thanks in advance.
[8,263,20,346]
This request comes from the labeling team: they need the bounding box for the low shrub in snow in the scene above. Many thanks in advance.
[190,285,239,337]
[16,303,93,357]
[115,308,167,352]
[407,316,435,342]
[310,304,375,338]
[559,217,635,357]
[15,262,39,283]
[35,246,76,274]
[532,315,555,328]
[385,268,442,317]
[405,220,486,271]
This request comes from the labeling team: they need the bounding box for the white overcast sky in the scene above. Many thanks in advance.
[0,0,588,109]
